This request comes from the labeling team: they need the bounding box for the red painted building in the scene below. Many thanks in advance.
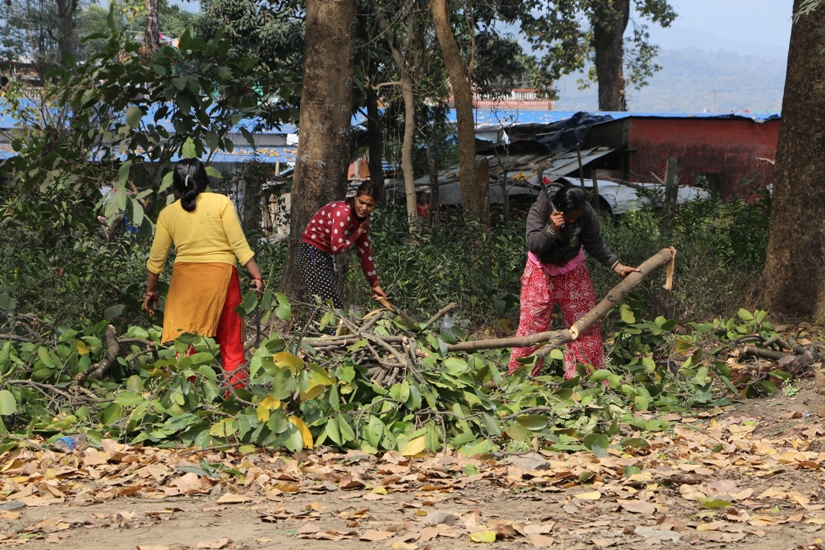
[584,115,781,200]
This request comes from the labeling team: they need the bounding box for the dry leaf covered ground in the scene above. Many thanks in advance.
[3,384,825,550]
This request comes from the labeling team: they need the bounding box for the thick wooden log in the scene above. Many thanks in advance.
[446,247,676,353]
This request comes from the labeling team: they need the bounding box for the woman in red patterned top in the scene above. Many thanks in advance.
[299,181,387,309]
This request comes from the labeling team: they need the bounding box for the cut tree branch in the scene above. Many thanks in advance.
[446,247,677,352]
[75,325,119,385]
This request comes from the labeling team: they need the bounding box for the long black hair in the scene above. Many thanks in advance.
[173,159,209,212]
[554,185,587,213]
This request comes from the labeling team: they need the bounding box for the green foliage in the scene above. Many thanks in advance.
[517,0,675,97]
[350,205,526,326]
[593,193,770,322]
[1,9,298,239]
[0,298,789,456]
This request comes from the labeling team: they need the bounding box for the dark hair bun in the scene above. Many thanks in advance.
[181,187,199,212]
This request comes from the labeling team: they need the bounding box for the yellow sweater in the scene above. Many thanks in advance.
[147,192,255,274]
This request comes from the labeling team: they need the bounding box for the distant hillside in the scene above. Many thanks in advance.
[553,48,787,114]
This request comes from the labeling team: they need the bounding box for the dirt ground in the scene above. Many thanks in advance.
[3,383,825,550]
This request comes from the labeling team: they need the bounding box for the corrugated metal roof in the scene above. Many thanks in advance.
[456,109,780,127]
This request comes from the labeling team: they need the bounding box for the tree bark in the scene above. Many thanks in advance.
[592,0,630,111]
[279,0,357,300]
[372,0,417,222]
[765,0,825,318]
[366,88,385,199]
[55,0,79,65]
[426,136,440,224]
[143,0,161,62]
[429,0,488,225]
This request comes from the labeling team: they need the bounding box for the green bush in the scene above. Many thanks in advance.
[346,205,527,328]
[594,195,769,323]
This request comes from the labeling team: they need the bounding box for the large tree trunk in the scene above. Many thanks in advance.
[55,0,79,66]
[279,0,357,300]
[592,0,630,112]
[764,0,825,318]
[143,0,160,61]
[429,0,488,225]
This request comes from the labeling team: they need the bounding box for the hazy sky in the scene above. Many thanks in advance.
[173,0,795,57]
[646,0,793,58]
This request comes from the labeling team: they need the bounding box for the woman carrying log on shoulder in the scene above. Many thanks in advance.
[299,181,387,311]
[144,159,263,390]
[509,183,638,378]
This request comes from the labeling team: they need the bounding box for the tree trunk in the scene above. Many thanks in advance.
[55,0,79,66]
[429,0,488,225]
[592,0,630,112]
[366,88,384,200]
[426,136,441,225]
[372,0,417,222]
[241,163,264,239]
[143,0,160,62]
[764,0,825,318]
[279,0,357,300]
[401,11,417,223]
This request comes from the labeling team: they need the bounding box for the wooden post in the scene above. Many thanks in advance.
[662,157,680,238]
[576,144,586,189]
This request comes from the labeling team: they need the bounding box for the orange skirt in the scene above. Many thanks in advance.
[161,262,234,344]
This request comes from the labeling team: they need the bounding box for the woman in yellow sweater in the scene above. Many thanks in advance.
[144,159,263,390]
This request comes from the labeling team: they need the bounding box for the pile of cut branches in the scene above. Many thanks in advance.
[0,250,820,457]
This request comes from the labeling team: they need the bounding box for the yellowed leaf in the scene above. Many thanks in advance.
[257,404,270,423]
[289,416,314,449]
[401,436,427,457]
[273,351,304,373]
[469,530,497,543]
[372,486,388,495]
[574,491,601,501]
[300,382,326,402]
[76,340,89,355]
[259,396,281,410]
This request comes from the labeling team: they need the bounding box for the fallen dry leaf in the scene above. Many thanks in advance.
[216,493,253,504]
[618,499,656,515]
[524,523,554,535]
[196,537,232,549]
[703,532,745,542]
[360,529,393,542]
[573,491,601,500]
[528,533,555,547]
